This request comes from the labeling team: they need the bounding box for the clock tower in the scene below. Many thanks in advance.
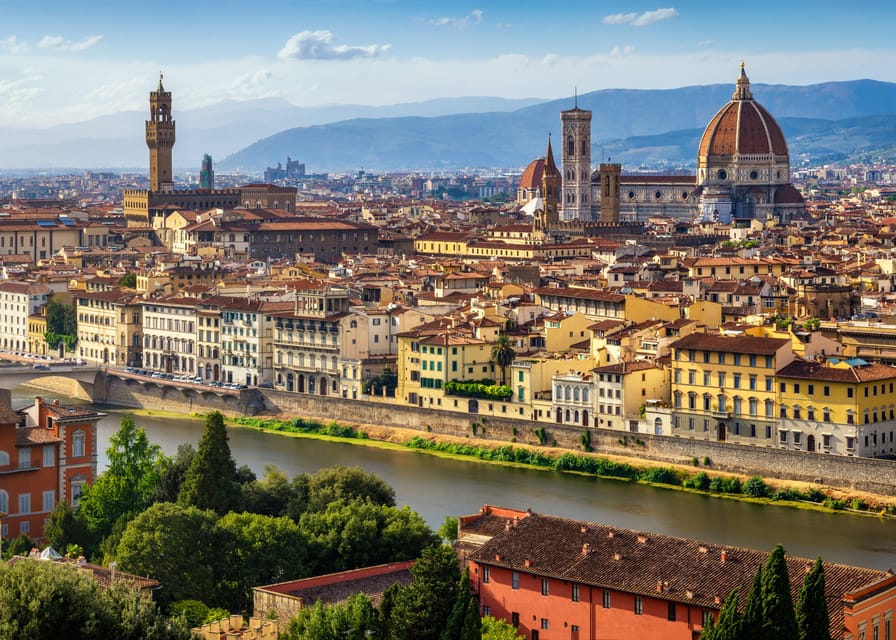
[146,73,175,193]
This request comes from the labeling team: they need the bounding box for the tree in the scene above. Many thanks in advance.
[305,465,396,513]
[44,502,91,554]
[438,515,459,543]
[387,544,460,640]
[178,411,240,515]
[761,545,798,640]
[114,502,224,609]
[740,566,764,640]
[440,569,480,640]
[1,533,36,560]
[44,298,78,352]
[77,414,168,551]
[217,512,309,611]
[154,443,195,503]
[481,616,524,640]
[241,464,295,516]
[705,589,742,640]
[118,273,137,289]
[299,500,437,575]
[490,334,517,385]
[796,557,831,640]
[0,558,192,639]
[283,593,379,640]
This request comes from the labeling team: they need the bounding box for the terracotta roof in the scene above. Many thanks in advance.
[15,427,62,446]
[534,287,626,303]
[669,333,790,355]
[468,510,892,640]
[699,90,787,158]
[777,359,896,383]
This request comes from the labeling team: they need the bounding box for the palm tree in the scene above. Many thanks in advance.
[491,334,517,385]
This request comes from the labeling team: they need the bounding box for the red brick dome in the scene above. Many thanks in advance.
[698,65,788,159]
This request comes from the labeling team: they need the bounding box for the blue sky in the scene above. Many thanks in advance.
[2,1,895,127]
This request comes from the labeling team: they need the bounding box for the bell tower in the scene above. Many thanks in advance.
[146,73,175,193]
[560,92,592,221]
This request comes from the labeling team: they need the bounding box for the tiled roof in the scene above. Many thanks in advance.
[469,511,891,640]
[669,333,790,355]
[777,359,896,383]
[15,427,62,446]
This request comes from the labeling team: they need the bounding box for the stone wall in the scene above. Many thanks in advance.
[259,389,896,496]
[99,374,254,415]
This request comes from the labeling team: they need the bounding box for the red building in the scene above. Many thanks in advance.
[0,397,102,541]
[463,506,896,640]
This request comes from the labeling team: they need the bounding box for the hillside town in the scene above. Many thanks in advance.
[4,66,896,640]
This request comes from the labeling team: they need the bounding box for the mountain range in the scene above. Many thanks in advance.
[4,81,896,172]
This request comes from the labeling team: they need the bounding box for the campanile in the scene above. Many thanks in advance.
[146,73,175,192]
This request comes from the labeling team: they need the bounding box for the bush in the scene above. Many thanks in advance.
[708,477,723,493]
[444,380,512,400]
[703,456,712,466]
[772,488,804,502]
[685,471,711,491]
[643,467,680,486]
[743,476,770,498]
[720,477,742,494]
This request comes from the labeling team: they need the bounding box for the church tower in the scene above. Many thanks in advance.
[146,73,176,193]
[532,135,561,241]
[599,162,621,223]
[560,97,592,221]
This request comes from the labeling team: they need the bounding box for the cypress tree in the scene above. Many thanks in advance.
[796,557,831,640]
[440,570,471,640]
[761,545,798,640]
[178,411,240,515]
[741,565,764,640]
[699,613,716,640]
[713,589,743,640]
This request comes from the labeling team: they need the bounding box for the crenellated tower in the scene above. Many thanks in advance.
[146,73,176,193]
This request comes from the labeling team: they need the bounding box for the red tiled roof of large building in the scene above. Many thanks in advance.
[777,358,896,383]
[669,332,790,355]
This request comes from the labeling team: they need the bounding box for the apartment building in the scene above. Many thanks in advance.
[141,297,199,375]
[0,282,50,353]
[76,289,143,366]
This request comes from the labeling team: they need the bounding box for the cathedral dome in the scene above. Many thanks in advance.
[698,65,788,161]
[520,157,548,192]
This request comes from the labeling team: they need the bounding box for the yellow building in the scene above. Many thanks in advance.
[669,333,794,445]
[75,290,144,366]
[777,357,896,457]
[413,232,469,257]
[544,312,594,353]
[591,361,669,432]
[27,312,49,357]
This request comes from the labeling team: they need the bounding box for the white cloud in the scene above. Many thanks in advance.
[38,34,103,52]
[542,54,560,67]
[278,30,391,60]
[422,9,483,29]
[603,8,678,27]
[610,45,636,57]
[698,40,715,47]
[0,36,29,54]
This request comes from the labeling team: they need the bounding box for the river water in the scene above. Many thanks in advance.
[14,390,896,571]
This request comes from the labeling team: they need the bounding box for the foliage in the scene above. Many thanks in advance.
[387,545,460,640]
[580,429,592,452]
[44,331,78,351]
[684,471,711,491]
[440,569,481,640]
[44,299,78,351]
[803,317,821,331]
[44,501,91,555]
[761,545,798,640]
[240,464,306,517]
[362,368,398,396]
[170,599,212,628]
[118,273,138,288]
[481,616,525,640]
[490,334,517,385]
[438,515,459,542]
[154,443,196,503]
[796,558,831,640]
[114,502,224,610]
[283,593,379,640]
[740,566,764,640]
[0,558,192,639]
[532,427,547,446]
[743,476,771,498]
[700,589,742,640]
[233,415,368,440]
[445,379,512,400]
[643,467,680,485]
[305,465,396,513]
[178,411,240,515]
[77,414,168,548]
[299,500,437,576]
[1,534,36,560]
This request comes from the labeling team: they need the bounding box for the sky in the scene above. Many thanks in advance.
[2,0,896,128]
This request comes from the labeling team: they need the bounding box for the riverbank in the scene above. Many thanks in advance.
[226,414,896,519]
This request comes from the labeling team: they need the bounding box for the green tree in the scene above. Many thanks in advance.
[217,511,309,610]
[481,616,524,640]
[305,465,396,513]
[796,558,831,640]
[490,334,517,385]
[283,593,379,640]
[741,566,764,640]
[388,544,460,640]
[114,502,224,609]
[44,501,92,554]
[704,589,742,640]
[438,515,459,543]
[441,569,480,640]
[299,500,437,575]
[761,545,798,640]
[1,533,36,560]
[45,299,77,335]
[241,464,296,516]
[0,559,191,639]
[118,273,138,289]
[78,414,168,547]
[154,443,195,503]
[178,411,240,515]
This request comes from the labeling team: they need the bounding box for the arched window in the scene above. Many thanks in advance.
[573,388,580,402]
[565,409,571,422]
[717,395,727,412]
[581,140,587,155]
[582,388,589,402]
[567,137,574,157]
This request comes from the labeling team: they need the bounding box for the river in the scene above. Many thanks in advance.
[13,390,896,571]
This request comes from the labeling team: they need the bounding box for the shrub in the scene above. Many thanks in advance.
[772,488,804,502]
[703,456,712,466]
[691,457,700,467]
[708,477,723,493]
[580,430,592,452]
[720,477,742,494]
[686,471,711,491]
[643,467,680,485]
[743,476,771,498]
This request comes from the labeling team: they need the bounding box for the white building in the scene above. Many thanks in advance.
[141,297,199,375]
[0,282,50,353]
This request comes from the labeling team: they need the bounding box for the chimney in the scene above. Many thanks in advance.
[513,516,519,527]
[656,580,664,593]
[608,529,615,539]
[698,545,708,554]
[580,525,588,534]
[582,543,591,556]
[613,552,622,561]
[637,534,649,544]
[505,520,511,531]
[686,590,694,599]
[524,558,531,567]
[720,550,728,563]
[714,595,722,605]
[495,553,502,562]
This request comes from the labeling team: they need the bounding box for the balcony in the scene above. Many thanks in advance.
[710,410,730,420]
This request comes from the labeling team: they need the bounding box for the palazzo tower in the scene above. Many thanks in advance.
[146,73,176,193]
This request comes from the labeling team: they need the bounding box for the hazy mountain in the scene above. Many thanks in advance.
[221,80,896,172]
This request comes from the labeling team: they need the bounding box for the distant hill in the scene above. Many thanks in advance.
[5,80,896,170]
[220,80,896,172]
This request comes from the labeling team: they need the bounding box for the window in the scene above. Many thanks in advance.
[0,489,7,514]
[512,571,519,590]
[749,354,757,367]
[807,407,815,421]
[603,590,611,608]
[541,619,549,630]
[780,430,788,444]
[18,447,31,469]
[511,612,519,628]
[0,450,7,466]
[482,605,491,617]
[848,388,854,398]
[718,372,726,388]
[703,610,715,627]
[823,434,831,449]
[42,490,54,512]
[572,583,580,602]
[808,384,814,395]
[18,493,30,514]
[634,596,643,615]
[482,566,490,583]
[72,430,85,458]
[668,602,677,621]
[542,578,550,596]
[733,374,741,389]
[733,354,741,366]
[43,445,54,467]
[749,375,757,390]
[823,409,831,422]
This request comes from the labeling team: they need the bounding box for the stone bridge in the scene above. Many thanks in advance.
[0,365,104,405]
